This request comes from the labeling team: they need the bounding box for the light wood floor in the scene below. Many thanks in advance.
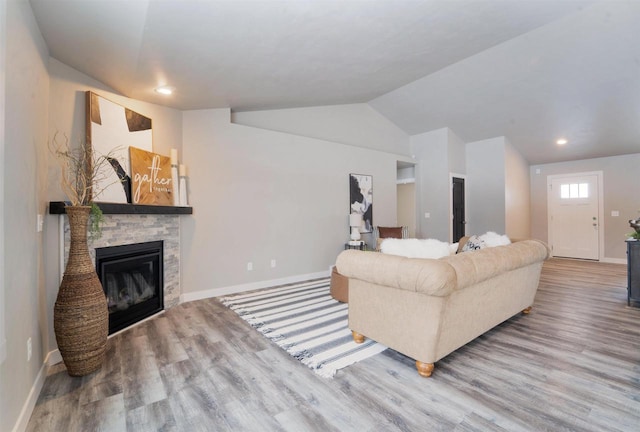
[27,258,640,431]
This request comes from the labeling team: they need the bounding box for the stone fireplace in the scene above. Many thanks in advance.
[53,203,189,333]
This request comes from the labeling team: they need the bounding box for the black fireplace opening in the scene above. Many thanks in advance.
[96,241,164,334]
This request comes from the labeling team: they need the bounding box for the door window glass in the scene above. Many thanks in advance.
[560,183,589,199]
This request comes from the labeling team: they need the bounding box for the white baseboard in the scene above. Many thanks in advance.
[12,357,48,432]
[550,254,627,265]
[45,349,62,366]
[601,257,627,265]
[180,270,330,303]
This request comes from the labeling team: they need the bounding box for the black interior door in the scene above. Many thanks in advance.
[452,177,465,242]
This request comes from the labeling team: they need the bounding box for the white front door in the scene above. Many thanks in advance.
[548,174,600,260]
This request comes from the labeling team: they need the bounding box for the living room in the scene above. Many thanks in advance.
[2,1,640,431]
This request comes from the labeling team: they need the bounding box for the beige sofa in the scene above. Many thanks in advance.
[335,239,549,377]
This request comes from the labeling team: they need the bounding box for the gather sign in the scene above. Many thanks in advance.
[129,146,174,205]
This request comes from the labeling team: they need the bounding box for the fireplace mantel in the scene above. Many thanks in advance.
[49,201,192,215]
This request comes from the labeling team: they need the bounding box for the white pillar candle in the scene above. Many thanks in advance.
[179,164,187,177]
[170,149,178,165]
[171,164,180,206]
[179,175,188,206]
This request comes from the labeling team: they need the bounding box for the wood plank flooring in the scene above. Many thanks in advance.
[27,258,640,431]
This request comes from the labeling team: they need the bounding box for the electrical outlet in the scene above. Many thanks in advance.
[247,262,253,271]
[27,337,32,362]
[270,259,276,268]
[425,212,430,219]
[36,214,44,232]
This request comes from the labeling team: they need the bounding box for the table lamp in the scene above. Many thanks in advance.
[349,213,363,241]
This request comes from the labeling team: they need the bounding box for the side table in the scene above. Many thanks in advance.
[345,241,365,251]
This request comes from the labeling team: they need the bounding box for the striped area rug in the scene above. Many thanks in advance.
[219,278,387,378]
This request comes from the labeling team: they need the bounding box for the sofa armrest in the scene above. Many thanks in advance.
[336,250,457,296]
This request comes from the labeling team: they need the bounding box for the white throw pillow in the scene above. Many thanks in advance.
[380,238,452,259]
[449,243,459,255]
[479,231,511,247]
[461,235,486,252]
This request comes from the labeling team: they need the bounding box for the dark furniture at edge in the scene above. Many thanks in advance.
[627,240,640,306]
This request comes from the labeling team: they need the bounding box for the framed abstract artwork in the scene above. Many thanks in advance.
[349,173,373,233]
[86,91,153,203]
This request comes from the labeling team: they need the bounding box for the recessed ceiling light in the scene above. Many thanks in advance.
[155,86,174,95]
[556,138,568,145]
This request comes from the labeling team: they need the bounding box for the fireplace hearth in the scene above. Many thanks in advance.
[96,241,164,334]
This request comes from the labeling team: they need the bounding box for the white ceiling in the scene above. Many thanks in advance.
[29,0,640,164]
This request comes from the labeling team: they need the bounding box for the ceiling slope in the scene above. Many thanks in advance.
[370,1,640,164]
[29,0,588,111]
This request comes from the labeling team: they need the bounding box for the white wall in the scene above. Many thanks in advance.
[232,103,410,155]
[410,127,467,241]
[397,166,415,182]
[1,1,49,430]
[466,136,532,239]
[505,139,531,239]
[447,129,466,175]
[466,137,506,235]
[411,128,449,240]
[412,132,530,241]
[0,0,6,368]
[181,108,403,294]
[530,153,640,260]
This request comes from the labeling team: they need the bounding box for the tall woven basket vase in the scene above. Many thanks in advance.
[54,206,108,376]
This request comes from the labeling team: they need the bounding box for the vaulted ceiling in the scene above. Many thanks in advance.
[29,0,640,164]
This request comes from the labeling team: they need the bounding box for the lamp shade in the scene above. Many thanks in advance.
[349,213,363,228]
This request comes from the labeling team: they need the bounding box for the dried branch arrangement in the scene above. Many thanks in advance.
[50,132,126,239]
[49,132,123,206]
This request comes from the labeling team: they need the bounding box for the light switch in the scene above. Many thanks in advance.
[425,213,430,219]
[611,210,619,217]
[37,214,44,232]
